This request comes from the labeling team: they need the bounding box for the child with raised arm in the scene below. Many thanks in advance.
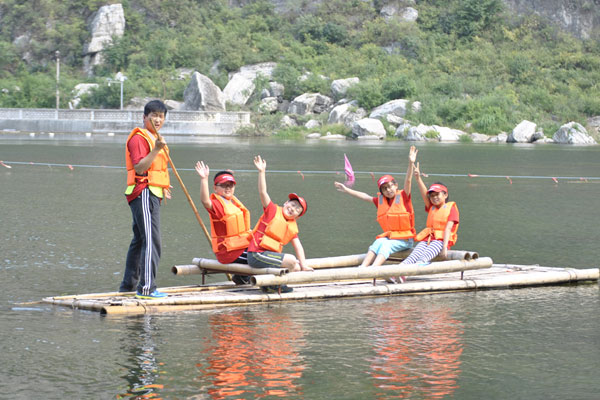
[195,161,252,285]
[401,161,459,266]
[247,155,313,293]
[334,146,418,283]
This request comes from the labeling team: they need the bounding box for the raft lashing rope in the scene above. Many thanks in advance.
[1,160,599,183]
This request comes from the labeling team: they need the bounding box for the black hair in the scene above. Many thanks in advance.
[213,170,234,183]
[379,179,397,195]
[144,100,168,117]
[430,181,450,201]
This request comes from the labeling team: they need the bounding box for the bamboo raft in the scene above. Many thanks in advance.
[41,251,599,315]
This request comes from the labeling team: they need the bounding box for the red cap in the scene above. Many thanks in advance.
[377,174,395,188]
[288,193,307,217]
[427,183,448,193]
[214,173,236,185]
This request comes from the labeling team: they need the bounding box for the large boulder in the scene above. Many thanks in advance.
[258,97,279,114]
[327,102,367,128]
[269,82,285,97]
[380,1,418,22]
[223,62,277,105]
[351,118,386,139]
[434,125,465,142]
[288,93,333,115]
[369,99,419,119]
[330,77,359,99]
[507,120,537,143]
[403,124,433,141]
[553,122,597,144]
[83,4,125,76]
[223,74,254,105]
[182,72,226,111]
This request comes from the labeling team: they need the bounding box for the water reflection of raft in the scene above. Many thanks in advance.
[41,251,599,315]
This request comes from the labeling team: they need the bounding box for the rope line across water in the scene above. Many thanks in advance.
[2,160,600,181]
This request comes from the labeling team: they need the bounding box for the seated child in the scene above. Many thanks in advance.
[335,146,418,283]
[196,161,252,285]
[247,155,313,293]
[401,161,459,268]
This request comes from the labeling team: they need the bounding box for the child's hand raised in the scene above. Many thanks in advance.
[253,155,267,172]
[413,161,423,178]
[195,161,209,179]
[409,145,418,164]
[334,181,348,192]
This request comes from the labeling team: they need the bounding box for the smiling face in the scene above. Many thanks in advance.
[143,111,166,132]
[214,182,235,199]
[379,181,398,199]
[428,190,448,207]
[282,199,304,219]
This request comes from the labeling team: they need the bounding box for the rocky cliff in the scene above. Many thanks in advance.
[503,0,600,39]
[230,0,600,39]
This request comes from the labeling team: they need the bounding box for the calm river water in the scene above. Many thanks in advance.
[1,136,599,399]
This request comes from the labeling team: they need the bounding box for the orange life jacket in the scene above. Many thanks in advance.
[253,205,299,253]
[375,191,415,240]
[209,193,252,253]
[125,128,170,196]
[415,201,459,247]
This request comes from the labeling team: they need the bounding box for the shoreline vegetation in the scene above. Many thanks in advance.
[1,0,599,142]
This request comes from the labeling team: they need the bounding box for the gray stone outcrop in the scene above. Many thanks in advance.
[351,118,386,139]
[269,82,285,98]
[404,124,432,141]
[434,125,465,142]
[223,62,277,105]
[281,115,297,127]
[304,119,321,129]
[553,122,597,144]
[369,99,419,119]
[328,102,367,128]
[83,4,125,76]
[182,72,226,111]
[470,132,490,143]
[288,93,333,115]
[507,120,537,143]
[258,97,279,114]
[331,77,359,99]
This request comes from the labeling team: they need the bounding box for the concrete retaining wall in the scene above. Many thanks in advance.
[0,108,252,136]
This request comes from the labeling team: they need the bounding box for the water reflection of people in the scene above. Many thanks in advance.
[368,302,463,399]
[198,308,306,399]
[116,315,164,399]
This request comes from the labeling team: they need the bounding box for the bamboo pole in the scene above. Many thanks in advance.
[148,119,212,244]
[251,257,494,286]
[306,254,366,269]
[305,250,479,270]
[169,257,289,276]
[388,249,478,263]
[43,283,232,301]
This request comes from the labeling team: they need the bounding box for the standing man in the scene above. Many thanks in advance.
[120,100,171,299]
